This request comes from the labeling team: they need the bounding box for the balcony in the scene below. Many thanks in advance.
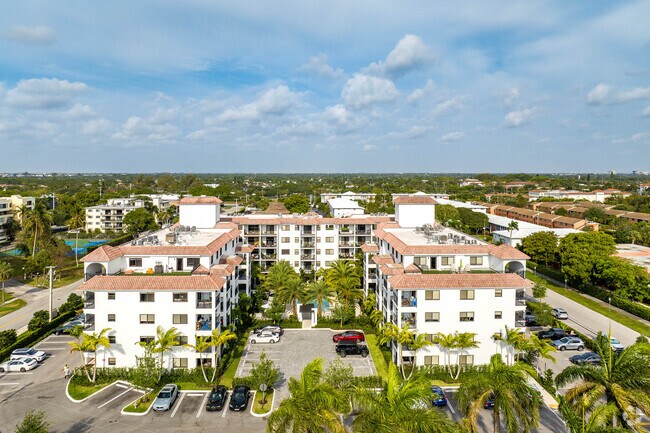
[356,229,372,235]
[196,314,212,331]
[339,227,352,234]
[301,254,315,260]
[400,291,418,307]
[261,230,276,235]
[339,241,354,247]
[246,230,260,236]
[84,293,95,309]
[515,289,526,306]
[401,313,417,329]
[301,242,315,248]
[260,242,276,247]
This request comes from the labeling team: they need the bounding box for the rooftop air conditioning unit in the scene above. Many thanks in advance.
[165,233,176,244]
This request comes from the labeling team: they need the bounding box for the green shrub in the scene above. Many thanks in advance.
[351,375,383,388]
[0,311,74,361]
[58,293,83,315]
[28,310,50,332]
[0,329,17,348]
[232,376,256,389]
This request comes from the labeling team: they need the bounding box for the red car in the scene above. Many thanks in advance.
[332,331,365,343]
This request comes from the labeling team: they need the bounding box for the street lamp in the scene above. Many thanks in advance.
[564,277,567,290]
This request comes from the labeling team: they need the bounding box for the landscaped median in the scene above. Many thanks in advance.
[251,389,275,416]
[365,334,389,381]
[0,297,26,318]
[121,386,160,415]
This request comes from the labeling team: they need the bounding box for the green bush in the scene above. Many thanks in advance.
[351,375,383,388]
[232,376,256,389]
[28,310,50,332]
[0,311,74,361]
[58,293,83,315]
[313,317,375,334]
[0,329,17,348]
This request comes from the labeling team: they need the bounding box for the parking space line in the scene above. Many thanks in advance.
[0,383,19,386]
[196,392,209,418]
[116,383,129,389]
[170,392,186,418]
[97,387,132,409]
[447,400,457,415]
[221,393,231,418]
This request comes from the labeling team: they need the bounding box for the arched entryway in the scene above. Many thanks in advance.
[505,261,525,277]
[85,263,106,280]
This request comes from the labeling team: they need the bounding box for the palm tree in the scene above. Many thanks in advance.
[83,328,112,382]
[379,323,417,380]
[494,326,525,366]
[153,326,181,376]
[353,362,457,433]
[556,335,650,431]
[560,398,631,433]
[66,205,85,231]
[209,328,237,382]
[22,202,52,258]
[0,261,12,303]
[507,220,519,244]
[305,279,336,318]
[13,204,28,228]
[406,333,434,379]
[263,260,298,293]
[68,336,93,382]
[276,277,306,317]
[267,357,347,433]
[326,259,361,285]
[336,276,363,307]
[453,332,479,380]
[184,336,212,382]
[458,354,541,433]
[434,332,458,379]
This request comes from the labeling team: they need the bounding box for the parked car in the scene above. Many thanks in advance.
[552,337,585,351]
[430,386,447,407]
[206,385,228,411]
[537,328,567,341]
[570,352,602,365]
[332,331,365,343]
[253,325,284,336]
[0,358,39,372]
[551,308,569,320]
[152,384,179,412]
[249,332,279,344]
[229,385,251,411]
[610,338,625,352]
[10,347,46,362]
[525,313,537,327]
[54,320,85,335]
[483,394,495,409]
[335,342,369,358]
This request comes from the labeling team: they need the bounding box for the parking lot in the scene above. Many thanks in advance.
[237,328,377,400]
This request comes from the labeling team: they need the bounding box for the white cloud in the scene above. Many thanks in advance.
[6,25,56,44]
[112,116,180,144]
[504,108,536,127]
[407,80,435,104]
[587,83,611,104]
[324,104,351,125]
[616,87,650,103]
[365,35,434,79]
[81,119,111,135]
[362,143,377,151]
[432,97,464,116]
[341,74,399,109]
[62,104,95,120]
[503,87,520,106]
[404,126,433,139]
[219,85,300,122]
[643,106,650,117]
[612,132,649,144]
[5,78,89,109]
[439,131,465,142]
[299,54,344,79]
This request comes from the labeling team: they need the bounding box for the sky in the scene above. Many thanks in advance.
[1,1,649,173]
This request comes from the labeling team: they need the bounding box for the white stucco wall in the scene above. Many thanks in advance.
[395,204,436,228]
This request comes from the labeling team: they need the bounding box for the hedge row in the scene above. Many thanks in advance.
[0,311,75,361]
[232,374,383,390]
[530,261,650,322]
[313,318,376,334]
[85,233,136,255]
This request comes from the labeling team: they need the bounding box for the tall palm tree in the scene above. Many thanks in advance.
[379,323,417,380]
[458,354,541,433]
[68,336,93,382]
[83,328,112,382]
[353,362,457,433]
[336,276,363,307]
[267,357,347,433]
[559,398,631,433]
[406,333,434,379]
[13,204,28,228]
[434,332,458,379]
[494,326,525,366]
[0,261,12,303]
[276,277,306,317]
[153,326,181,376]
[507,220,519,243]
[326,259,361,285]
[66,205,85,231]
[453,332,479,380]
[305,279,336,318]
[556,335,650,431]
[184,336,212,383]
[209,328,237,382]
[22,202,52,258]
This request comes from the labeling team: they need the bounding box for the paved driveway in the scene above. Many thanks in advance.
[237,329,377,400]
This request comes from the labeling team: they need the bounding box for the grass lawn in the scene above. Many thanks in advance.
[1,254,83,288]
[0,291,15,304]
[123,387,162,413]
[218,335,248,388]
[366,334,388,381]
[253,390,274,414]
[0,298,26,318]
[528,273,650,337]
[67,379,111,400]
[176,381,212,391]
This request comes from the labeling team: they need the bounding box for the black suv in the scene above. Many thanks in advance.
[538,328,567,340]
[335,342,369,358]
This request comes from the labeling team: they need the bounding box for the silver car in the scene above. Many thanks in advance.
[552,336,585,351]
[152,384,179,411]
[551,308,569,320]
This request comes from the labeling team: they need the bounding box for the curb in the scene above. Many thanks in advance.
[249,389,275,417]
[120,388,153,417]
[65,378,123,403]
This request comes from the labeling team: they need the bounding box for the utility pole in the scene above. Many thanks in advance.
[46,266,56,321]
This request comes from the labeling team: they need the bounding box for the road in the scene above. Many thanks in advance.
[0,278,83,333]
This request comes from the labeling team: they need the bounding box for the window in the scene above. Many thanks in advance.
[139,314,155,324]
[470,256,483,265]
[175,336,188,346]
[140,293,154,302]
[326,249,334,255]
[129,258,142,267]
[424,355,440,365]
[294,237,300,243]
[108,335,116,344]
[459,355,474,365]
[325,261,332,266]
[108,358,116,366]
[495,289,502,297]
[173,293,188,302]
[294,261,299,267]
[294,249,299,255]
[172,358,188,368]
[316,237,321,243]
[173,314,188,325]
[441,257,452,266]
[281,225,290,231]
[459,312,475,322]
[425,290,440,300]
[460,290,475,300]
[108,314,116,322]
[281,249,290,255]
[186,258,200,268]
[414,257,428,266]
[326,225,334,230]
[316,249,321,254]
[495,311,503,319]
[424,334,435,343]
[107,292,115,300]
[425,312,440,322]
[281,237,290,243]
[295,226,300,230]
[326,237,334,243]
[140,336,154,344]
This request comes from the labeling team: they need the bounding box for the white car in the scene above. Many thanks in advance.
[11,347,47,362]
[249,332,279,344]
[551,308,569,320]
[0,357,39,372]
[610,338,625,352]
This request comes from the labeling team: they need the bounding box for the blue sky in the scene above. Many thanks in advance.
[1,1,649,173]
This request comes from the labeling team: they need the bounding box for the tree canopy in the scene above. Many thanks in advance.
[122,208,157,234]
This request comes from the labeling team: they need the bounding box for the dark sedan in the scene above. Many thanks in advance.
[483,394,495,409]
[332,331,365,343]
[206,385,228,411]
[229,385,251,411]
[570,352,602,365]
[430,386,447,407]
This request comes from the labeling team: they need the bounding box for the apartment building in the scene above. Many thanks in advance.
[78,196,251,368]
[484,204,588,230]
[361,196,530,367]
[0,195,35,241]
[85,204,138,232]
[328,198,364,218]
[320,191,376,203]
[459,179,484,187]
[528,188,630,203]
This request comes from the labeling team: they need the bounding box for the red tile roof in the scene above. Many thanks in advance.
[192,265,210,275]
[387,273,531,289]
[372,254,395,265]
[404,263,422,274]
[393,196,438,205]
[79,275,226,291]
[176,196,223,205]
[379,263,405,276]
[236,244,255,253]
[360,243,380,253]
[81,245,123,262]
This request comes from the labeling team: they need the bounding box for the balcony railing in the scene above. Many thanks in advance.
[301,255,315,260]
[246,230,260,235]
[261,230,276,235]
[84,301,95,309]
[196,301,212,309]
[196,315,212,331]
[301,242,315,248]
